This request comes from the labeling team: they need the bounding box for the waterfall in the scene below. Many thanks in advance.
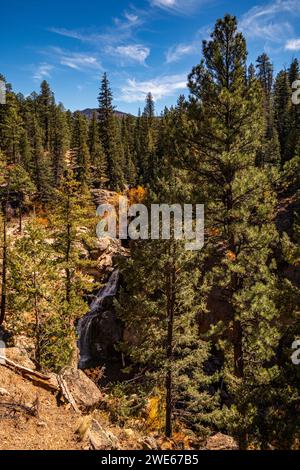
[78,269,120,369]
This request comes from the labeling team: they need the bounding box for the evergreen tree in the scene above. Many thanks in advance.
[28,115,52,203]
[9,164,35,232]
[88,111,108,188]
[139,93,157,184]
[37,80,54,151]
[121,115,137,186]
[98,73,125,190]
[0,91,23,164]
[274,70,292,164]
[187,14,280,449]
[8,221,71,370]
[51,104,69,188]
[255,54,280,167]
[50,170,94,365]
[117,183,217,439]
[71,112,91,187]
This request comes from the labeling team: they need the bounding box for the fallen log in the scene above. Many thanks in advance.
[0,355,82,413]
[0,401,38,418]
[0,355,59,392]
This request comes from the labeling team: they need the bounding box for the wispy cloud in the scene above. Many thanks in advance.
[40,47,102,72]
[49,9,143,46]
[166,44,196,63]
[150,0,210,14]
[33,63,53,81]
[124,12,139,23]
[120,74,187,102]
[285,38,300,50]
[165,26,209,64]
[240,0,300,44]
[59,52,102,71]
[152,0,177,8]
[108,44,150,65]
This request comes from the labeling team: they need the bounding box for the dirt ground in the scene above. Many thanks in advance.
[0,366,82,450]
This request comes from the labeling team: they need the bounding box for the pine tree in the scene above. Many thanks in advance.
[0,91,23,164]
[51,104,69,188]
[19,129,32,174]
[139,93,157,184]
[187,14,280,449]
[274,70,292,164]
[117,199,217,439]
[9,164,35,232]
[8,220,69,369]
[255,54,280,167]
[88,112,108,188]
[121,115,137,186]
[28,115,52,203]
[98,73,125,190]
[37,80,54,151]
[71,112,91,187]
[50,170,95,365]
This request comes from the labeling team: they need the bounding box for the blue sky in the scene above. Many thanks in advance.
[1,0,300,114]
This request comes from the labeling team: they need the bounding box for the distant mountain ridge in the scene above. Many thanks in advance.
[78,108,130,120]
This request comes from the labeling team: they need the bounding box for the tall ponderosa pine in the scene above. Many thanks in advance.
[187,15,280,449]
[117,198,217,439]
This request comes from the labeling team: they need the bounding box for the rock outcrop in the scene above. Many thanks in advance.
[60,367,103,412]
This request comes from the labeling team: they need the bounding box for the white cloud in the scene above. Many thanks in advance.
[49,10,143,46]
[124,12,139,23]
[120,74,187,102]
[42,47,102,72]
[111,45,150,65]
[60,53,102,71]
[166,43,196,63]
[165,25,209,64]
[240,0,300,43]
[152,0,177,7]
[285,38,300,50]
[48,27,87,41]
[33,63,53,81]
[150,0,209,14]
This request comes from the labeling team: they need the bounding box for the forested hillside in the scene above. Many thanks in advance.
[0,15,300,450]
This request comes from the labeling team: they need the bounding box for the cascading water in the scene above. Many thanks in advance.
[78,269,121,369]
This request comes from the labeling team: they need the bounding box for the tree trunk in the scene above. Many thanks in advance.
[233,319,244,379]
[19,198,23,233]
[165,261,175,438]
